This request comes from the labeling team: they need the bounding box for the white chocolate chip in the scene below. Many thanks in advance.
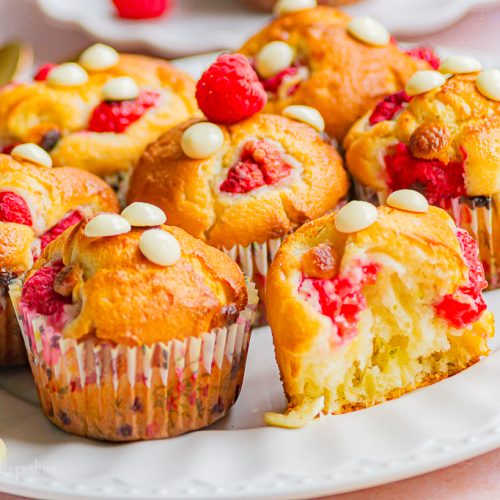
[11,143,52,168]
[273,0,317,16]
[84,213,131,238]
[264,396,324,429]
[181,122,224,160]
[255,41,295,79]
[78,43,119,72]
[439,56,482,75]
[0,439,6,462]
[282,105,325,132]
[139,229,181,266]
[47,62,88,87]
[476,69,500,102]
[335,201,378,233]
[102,77,139,101]
[347,17,390,47]
[405,70,446,96]
[121,202,167,227]
[386,189,429,213]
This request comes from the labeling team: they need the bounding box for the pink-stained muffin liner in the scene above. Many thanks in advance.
[354,181,500,289]
[9,280,258,441]
[222,237,285,324]
[0,285,26,365]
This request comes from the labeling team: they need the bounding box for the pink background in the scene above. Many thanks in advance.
[1,0,500,498]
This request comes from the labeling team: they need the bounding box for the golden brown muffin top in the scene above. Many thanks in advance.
[28,219,248,345]
[127,113,349,248]
[239,6,429,140]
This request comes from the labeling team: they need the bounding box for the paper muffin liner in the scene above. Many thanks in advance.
[222,237,285,324]
[354,181,500,289]
[9,280,258,442]
[0,285,26,366]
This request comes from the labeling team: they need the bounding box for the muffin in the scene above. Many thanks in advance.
[10,204,257,441]
[344,60,500,287]
[0,43,197,197]
[128,53,348,313]
[238,5,433,141]
[264,193,493,428]
[0,143,118,366]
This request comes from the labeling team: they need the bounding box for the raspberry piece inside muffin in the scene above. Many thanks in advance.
[33,63,57,82]
[196,53,267,124]
[436,229,487,328]
[220,139,292,194]
[406,46,441,70]
[384,143,465,206]
[0,191,32,226]
[40,211,83,251]
[369,91,411,125]
[299,262,379,341]
[21,261,72,317]
[88,91,160,133]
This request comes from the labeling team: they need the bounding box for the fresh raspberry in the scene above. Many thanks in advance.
[369,91,411,125]
[300,263,379,340]
[406,46,441,70]
[40,211,83,251]
[435,229,487,328]
[220,161,265,194]
[196,53,267,124]
[260,66,299,94]
[34,63,57,82]
[88,91,160,133]
[1,143,19,154]
[384,142,465,206]
[220,139,291,194]
[21,261,71,317]
[0,191,32,226]
[112,0,171,19]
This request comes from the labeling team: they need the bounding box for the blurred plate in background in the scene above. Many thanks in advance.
[37,0,498,57]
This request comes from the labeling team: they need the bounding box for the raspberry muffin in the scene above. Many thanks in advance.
[0,44,197,197]
[127,55,348,310]
[344,61,500,287]
[10,204,257,441]
[238,5,433,141]
[0,144,118,366]
[264,193,493,428]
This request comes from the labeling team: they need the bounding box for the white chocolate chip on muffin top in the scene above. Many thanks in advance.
[11,143,53,168]
[84,213,131,238]
[121,202,167,227]
[181,122,225,159]
[387,189,429,213]
[78,43,119,72]
[335,200,378,233]
[347,17,390,47]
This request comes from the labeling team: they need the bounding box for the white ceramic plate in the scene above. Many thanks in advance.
[2,49,500,500]
[36,0,497,58]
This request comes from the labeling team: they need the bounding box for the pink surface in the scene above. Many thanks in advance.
[1,0,500,498]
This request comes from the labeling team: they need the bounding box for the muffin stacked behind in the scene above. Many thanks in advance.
[0,144,118,365]
[344,61,500,287]
[239,4,432,141]
[127,53,349,312]
[0,43,197,198]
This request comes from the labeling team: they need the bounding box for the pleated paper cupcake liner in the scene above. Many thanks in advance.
[354,181,500,289]
[9,281,258,442]
[0,285,26,366]
[222,237,285,324]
